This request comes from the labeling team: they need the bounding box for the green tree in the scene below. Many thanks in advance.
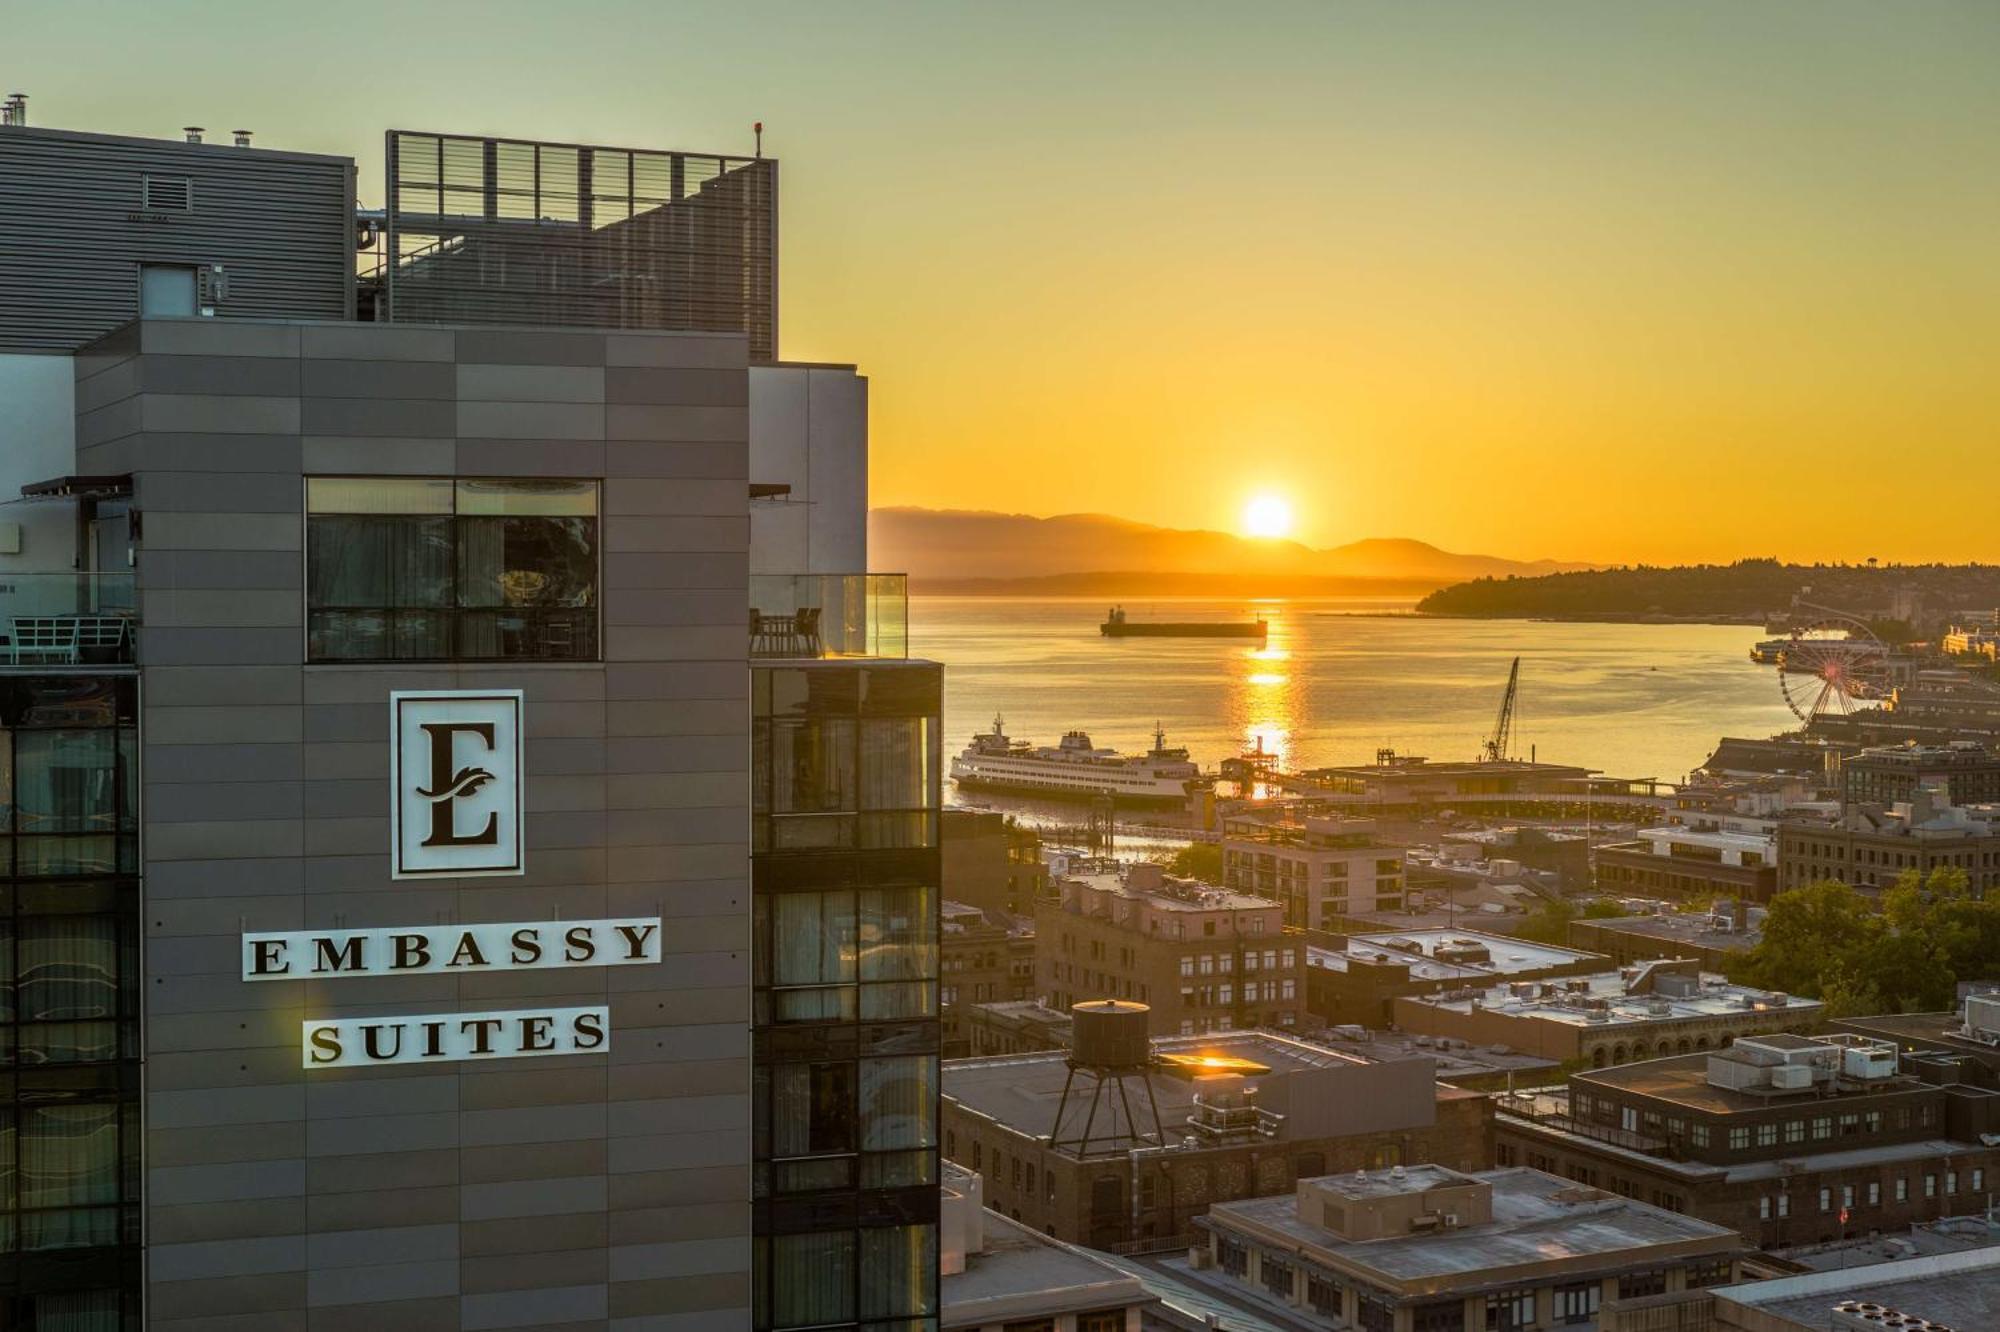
[1165,841,1223,883]
[1728,868,1994,1017]
[1514,899,1579,946]
[1728,880,1879,997]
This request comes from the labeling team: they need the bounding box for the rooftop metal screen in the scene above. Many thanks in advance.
[381,130,776,358]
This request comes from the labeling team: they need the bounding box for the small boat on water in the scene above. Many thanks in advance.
[1099,606,1267,639]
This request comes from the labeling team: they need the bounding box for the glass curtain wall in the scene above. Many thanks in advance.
[0,676,142,1331]
[751,662,943,1332]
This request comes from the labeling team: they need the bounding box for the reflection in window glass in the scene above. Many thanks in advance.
[860,887,935,982]
[772,892,855,986]
[771,1061,856,1158]
[859,719,930,809]
[770,1231,855,1326]
[17,1103,120,1249]
[771,719,856,813]
[859,982,936,1021]
[13,733,118,833]
[861,1056,937,1152]
[306,477,598,661]
[860,1223,937,1319]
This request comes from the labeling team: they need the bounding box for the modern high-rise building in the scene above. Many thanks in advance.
[0,105,934,1332]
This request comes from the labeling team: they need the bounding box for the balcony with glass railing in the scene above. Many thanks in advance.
[749,573,907,660]
[0,573,138,667]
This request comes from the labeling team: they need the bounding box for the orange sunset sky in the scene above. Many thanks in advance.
[11,1,1997,564]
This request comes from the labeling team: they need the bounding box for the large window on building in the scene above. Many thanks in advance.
[753,666,941,852]
[306,477,599,662]
[0,677,141,1309]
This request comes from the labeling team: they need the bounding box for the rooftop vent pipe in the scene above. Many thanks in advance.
[2,93,25,127]
[232,129,252,147]
[183,126,203,144]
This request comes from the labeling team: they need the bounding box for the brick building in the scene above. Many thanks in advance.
[1839,740,2000,810]
[1394,959,1822,1069]
[1494,1033,2000,1248]
[941,807,1048,917]
[942,1031,1493,1250]
[1191,1166,1741,1332]
[1221,815,1406,927]
[1777,792,2000,893]
[1304,927,1606,1028]
[1035,862,1306,1036]
[942,901,1036,1057]
[1593,822,1779,904]
[959,1000,1074,1058]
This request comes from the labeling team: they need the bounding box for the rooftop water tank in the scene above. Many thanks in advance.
[1071,1000,1152,1070]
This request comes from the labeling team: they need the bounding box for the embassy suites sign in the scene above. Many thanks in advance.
[245,918,662,980]
[260,690,658,1069]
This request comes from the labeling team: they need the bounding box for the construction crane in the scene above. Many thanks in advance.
[1482,657,1520,763]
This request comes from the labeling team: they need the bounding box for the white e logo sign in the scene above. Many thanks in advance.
[391,690,524,878]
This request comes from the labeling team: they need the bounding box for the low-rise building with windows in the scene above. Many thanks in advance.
[1393,958,1821,1069]
[1777,791,2000,893]
[1305,928,1606,1028]
[942,1030,1492,1250]
[1221,816,1406,926]
[1183,1165,1741,1332]
[943,900,1036,1056]
[959,999,1075,1057]
[1593,822,1779,903]
[1035,862,1307,1036]
[942,808,1048,917]
[1840,739,2000,809]
[1493,1033,2000,1249]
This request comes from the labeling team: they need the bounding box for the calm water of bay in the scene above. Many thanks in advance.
[909,598,1798,789]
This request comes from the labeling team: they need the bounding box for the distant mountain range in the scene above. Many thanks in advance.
[870,507,1591,594]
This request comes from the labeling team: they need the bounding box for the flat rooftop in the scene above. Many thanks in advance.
[1316,1163,1472,1200]
[1355,928,1595,971]
[1777,1214,2000,1273]
[1100,1253,1309,1332]
[1308,1027,1559,1082]
[1585,912,1762,952]
[944,1031,1456,1146]
[1062,869,1275,914]
[1210,1167,1734,1285]
[1402,968,1813,1031]
[971,999,1070,1023]
[1715,1245,2000,1329]
[942,1209,1144,1320]
[1630,824,1775,852]
[1575,1049,1905,1115]
[1309,928,1599,982]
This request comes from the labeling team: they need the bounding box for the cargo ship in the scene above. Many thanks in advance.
[1099,606,1267,639]
[949,716,1200,806]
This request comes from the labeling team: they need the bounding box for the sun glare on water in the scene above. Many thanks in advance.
[1243,494,1293,539]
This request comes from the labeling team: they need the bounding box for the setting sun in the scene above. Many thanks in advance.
[1243,494,1294,539]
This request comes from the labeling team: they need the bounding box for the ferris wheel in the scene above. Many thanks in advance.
[1778,612,1890,722]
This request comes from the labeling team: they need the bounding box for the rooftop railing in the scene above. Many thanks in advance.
[750,573,907,660]
[0,573,137,667]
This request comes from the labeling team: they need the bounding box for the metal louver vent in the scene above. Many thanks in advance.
[140,174,193,211]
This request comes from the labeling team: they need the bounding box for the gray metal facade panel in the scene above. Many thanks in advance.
[0,127,354,353]
[111,318,755,1328]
